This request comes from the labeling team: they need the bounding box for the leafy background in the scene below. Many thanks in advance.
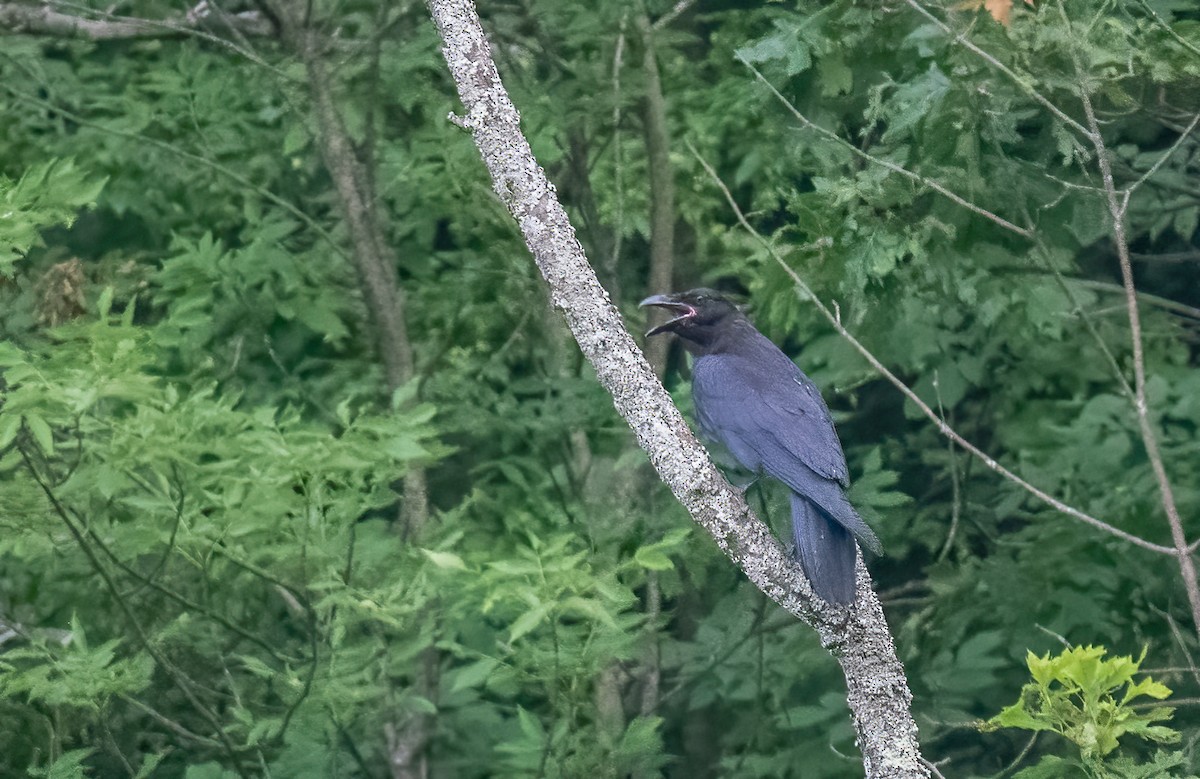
[1,0,1199,776]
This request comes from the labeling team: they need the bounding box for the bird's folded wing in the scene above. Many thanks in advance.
[693,354,850,487]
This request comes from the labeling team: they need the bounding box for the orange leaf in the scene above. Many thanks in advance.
[952,0,1034,26]
[987,0,1014,26]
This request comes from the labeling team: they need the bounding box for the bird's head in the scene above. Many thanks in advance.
[639,288,742,349]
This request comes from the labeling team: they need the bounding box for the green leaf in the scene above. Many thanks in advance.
[96,286,114,320]
[1121,676,1171,704]
[0,159,107,273]
[0,414,21,451]
[516,706,547,745]
[422,549,468,570]
[0,342,26,366]
[818,54,853,96]
[634,546,674,571]
[29,748,94,779]
[735,20,812,76]
[133,752,166,779]
[183,762,236,779]
[984,645,1180,764]
[24,414,54,455]
[237,654,277,679]
[508,602,552,643]
[382,436,429,461]
[404,695,438,715]
[282,123,309,156]
[983,698,1057,733]
[449,658,499,693]
[561,596,617,628]
[1012,755,1084,779]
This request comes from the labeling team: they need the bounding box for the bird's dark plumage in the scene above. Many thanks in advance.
[641,289,880,604]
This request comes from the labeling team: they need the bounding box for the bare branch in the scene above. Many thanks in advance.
[652,0,695,31]
[687,141,1178,557]
[1060,1,1200,638]
[1133,0,1200,61]
[1071,278,1200,323]
[921,756,951,779]
[425,1,929,775]
[932,374,962,563]
[1125,112,1200,201]
[0,1,272,39]
[1130,251,1200,264]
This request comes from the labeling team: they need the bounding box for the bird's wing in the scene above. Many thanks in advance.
[693,351,880,554]
[692,352,849,487]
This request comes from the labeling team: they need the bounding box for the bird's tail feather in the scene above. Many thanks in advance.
[790,493,858,605]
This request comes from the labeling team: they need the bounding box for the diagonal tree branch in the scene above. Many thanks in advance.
[424,1,928,776]
[0,1,272,39]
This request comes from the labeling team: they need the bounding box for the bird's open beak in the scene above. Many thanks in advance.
[639,294,696,336]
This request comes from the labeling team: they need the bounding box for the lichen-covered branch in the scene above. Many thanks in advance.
[0,2,272,40]
[424,1,928,775]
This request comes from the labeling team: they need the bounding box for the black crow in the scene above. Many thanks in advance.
[641,289,880,604]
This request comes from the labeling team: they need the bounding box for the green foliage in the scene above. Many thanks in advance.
[982,645,1191,778]
[0,160,106,274]
[1,0,1199,776]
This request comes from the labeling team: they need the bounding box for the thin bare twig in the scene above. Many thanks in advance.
[933,373,961,563]
[1130,251,1200,264]
[1072,279,1200,322]
[997,733,1039,778]
[920,756,950,779]
[1035,623,1073,648]
[1125,113,1200,199]
[1022,230,1138,404]
[1058,0,1200,639]
[118,694,224,748]
[1133,0,1200,60]
[1151,605,1200,689]
[652,0,695,31]
[687,141,1176,557]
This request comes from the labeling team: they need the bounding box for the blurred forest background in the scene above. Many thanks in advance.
[1,0,1199,776]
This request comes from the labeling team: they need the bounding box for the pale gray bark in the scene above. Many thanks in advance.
[424,1,928,776]
[0,2,272,39]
